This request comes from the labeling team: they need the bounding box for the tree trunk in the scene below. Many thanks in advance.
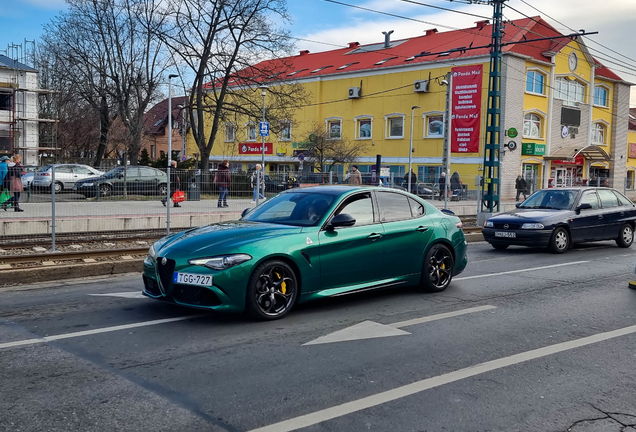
[93,96,109,168]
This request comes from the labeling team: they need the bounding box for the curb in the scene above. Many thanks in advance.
[0,259,144,287]
[465,232,484,243]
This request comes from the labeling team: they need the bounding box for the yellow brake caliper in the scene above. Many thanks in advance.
[275,272,286,294]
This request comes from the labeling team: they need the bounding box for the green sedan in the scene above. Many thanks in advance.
[142,186,468,320]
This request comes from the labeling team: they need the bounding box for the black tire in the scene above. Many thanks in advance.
[99,184,112,197]
[158,183,168,196]
[548,227,569,254]
[52,181,63,193]
[616,223,634,248]
[420,244,454,292]
[245,260,298,320]
[491,243,509,250]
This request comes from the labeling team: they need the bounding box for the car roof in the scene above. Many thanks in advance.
[284,185,408,196]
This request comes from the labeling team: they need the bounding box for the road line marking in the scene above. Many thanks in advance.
[0,315,206,350]
[455,261,589,281]
[389,305,496,329]
[249,322,636,432]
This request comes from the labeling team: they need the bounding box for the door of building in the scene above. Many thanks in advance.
[522,164,538,194]
[555,167,573,187]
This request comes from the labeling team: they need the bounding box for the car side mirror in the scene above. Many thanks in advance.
[117,174,124,179]
[576,203,592,212]
[515,202,521,208]
[241,208,250,218]
[327,213,356,229]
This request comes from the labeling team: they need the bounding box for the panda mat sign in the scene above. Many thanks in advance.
[450,64,483,153]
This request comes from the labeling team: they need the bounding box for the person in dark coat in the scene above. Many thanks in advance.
[215,159,231,208]
[515,175,527,201]
[437,171,446,200]
[450,171,461,199]
[404,170,417,193]
[162,160,181,207]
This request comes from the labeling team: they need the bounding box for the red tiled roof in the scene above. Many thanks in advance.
[206,16,623,88]
[143,96,188,135]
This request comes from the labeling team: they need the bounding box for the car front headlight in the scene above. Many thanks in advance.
[82,182,93,187]
[484,221,494,228]
[189,254,252,270]
[521,223,544,229]
[148,244,157,259]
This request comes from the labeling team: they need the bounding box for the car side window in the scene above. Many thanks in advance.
[376,191,413,222]
[56,166,73,173]
[613,190,633,207]
[73,166,91,175]
[579,191,600,210]
[334,193,374,226]
[408,197,425,217]
[597,189,619,208]
[139,167,157,177]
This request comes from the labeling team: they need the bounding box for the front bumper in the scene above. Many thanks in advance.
[482,228,552,247]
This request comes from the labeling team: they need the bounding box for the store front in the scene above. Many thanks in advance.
[545,145,610,188]
[522,163,540,193]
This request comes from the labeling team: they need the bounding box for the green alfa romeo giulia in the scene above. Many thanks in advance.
[142,186,468,320]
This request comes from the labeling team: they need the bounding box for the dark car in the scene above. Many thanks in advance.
[263,175,286,193]
[482,187,636,253]
[397,180,439,199]
[73,166,168,198]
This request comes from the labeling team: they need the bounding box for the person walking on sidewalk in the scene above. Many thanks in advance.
[349,165,362,185]
[437,171,446,201]
[215,159,231,208]
[515,175,527,202]
[5,155,24,212]
[161,160,181,208]
[251,164,265,203]
[0,156,9,210]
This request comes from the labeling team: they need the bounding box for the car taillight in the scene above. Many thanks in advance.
[455,221,463,229]
[41,173,50,176]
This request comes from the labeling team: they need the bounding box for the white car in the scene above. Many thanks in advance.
[32,164,104,193]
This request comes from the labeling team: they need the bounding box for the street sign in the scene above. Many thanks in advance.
[259,121,269,137]
[507,127,518,138]
[298,153,305,161]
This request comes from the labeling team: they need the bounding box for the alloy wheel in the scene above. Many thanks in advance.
[421,244,454,292]
[99,184,112,197]
[253,262,296,318]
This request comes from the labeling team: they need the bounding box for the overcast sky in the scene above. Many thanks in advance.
[2,0,636,105]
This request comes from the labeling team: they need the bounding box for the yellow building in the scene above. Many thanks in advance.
[195,16,630,199]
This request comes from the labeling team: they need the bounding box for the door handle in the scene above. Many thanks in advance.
[621,212,625,216]
[367,233,382,240]
[416,226,430,232]
[598,215,603,219]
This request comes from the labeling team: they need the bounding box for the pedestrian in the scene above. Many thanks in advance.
[404,170,417,193]
[251,164,265,203]
[437,171,446,200]
[0,156,9,210]
[161,160,181,207]
[5,155,24,212]
[515,175,527,201]
[349,165,362,185]
[215,159,231,208]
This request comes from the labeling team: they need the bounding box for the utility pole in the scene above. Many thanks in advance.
[442,72,452,210]
[479,0,506,215]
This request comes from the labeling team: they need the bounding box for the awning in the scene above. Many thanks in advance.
[544,144,611,161]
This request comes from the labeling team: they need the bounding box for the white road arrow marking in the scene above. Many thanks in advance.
[88,292,147,299]
[303,305,496,346]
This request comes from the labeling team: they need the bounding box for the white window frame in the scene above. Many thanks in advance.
[522,111,545,140]
[592,121,609,145]
[325,117,342,140]
[422,111,445,139]
[594,84,610,107]
[385,113,405,139]
[279,120,292,141]
[555,77,586,105]
[525,68,547,96]
[245,122,257,142]
[354,115,373,140]
[224,124,235,142]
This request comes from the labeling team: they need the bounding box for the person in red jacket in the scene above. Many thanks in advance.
[215,159,231,208]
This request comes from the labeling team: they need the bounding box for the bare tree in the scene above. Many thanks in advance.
[301,123,367,173]
[158,0,309,179]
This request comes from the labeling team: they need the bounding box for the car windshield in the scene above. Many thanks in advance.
[518,189,578,210]
[241,192,336,227]
[103,167,124,178]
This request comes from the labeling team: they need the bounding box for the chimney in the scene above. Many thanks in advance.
[475,20,490,30]
[299,50,310,56]
[348,42,360,48]
[425,28,438,36]
[382,30,394,49]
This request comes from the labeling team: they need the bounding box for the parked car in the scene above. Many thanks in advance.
[142,185,468,320]
[73,166,168,198]
[20,165,39,189]
[482,187,636,253]
[396,180,439,199]
[32,164,104,193]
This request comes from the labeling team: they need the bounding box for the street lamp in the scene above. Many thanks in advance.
[257,85,268,204]
[166,73,178,234]
[408,105,420,194]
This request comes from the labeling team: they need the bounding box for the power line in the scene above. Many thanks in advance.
[393,0,490,19]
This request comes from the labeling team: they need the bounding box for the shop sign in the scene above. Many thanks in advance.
[239,142,273,155]
[521,143,546,156]
[552,155,584,166]
[451,64,483,153]
[276,147,287,155]
[630,143,636,158]
[507,128,518,138]
[292,141,311,150]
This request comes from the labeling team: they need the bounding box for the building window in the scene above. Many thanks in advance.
[0,93,11,110]
[424,113,444,138]
[280,121,291,141]
[385,114,405,139]
[526,71,545,94]
[246,123,257,141]
[355,116,373,139]
[150,145,156,159]
[592,123,606,144]
[225,124,235,142]
[555,77,585,104]
[326,118,342,139]
[523,113,542,139]
[628,171,635,190]
[418,166,441,184]
[594,86,609,107]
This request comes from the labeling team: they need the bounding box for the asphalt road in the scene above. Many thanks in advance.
[2,242,636,432]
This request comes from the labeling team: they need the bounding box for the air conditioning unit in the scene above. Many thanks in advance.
[348,87,361,99]
[414,80,430,93]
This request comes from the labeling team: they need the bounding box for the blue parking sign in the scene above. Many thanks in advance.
[259,121,269,137]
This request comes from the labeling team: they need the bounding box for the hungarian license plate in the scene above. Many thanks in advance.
[173,272,212,286]
[495,231,516,238]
